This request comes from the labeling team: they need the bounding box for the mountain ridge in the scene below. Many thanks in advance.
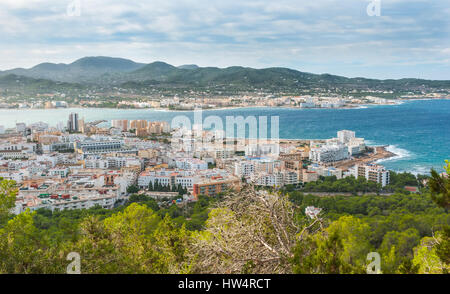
[0,56,449,94]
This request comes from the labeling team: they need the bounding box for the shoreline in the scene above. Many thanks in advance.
[0,101,446,175]
[1,97,448,112]
[235,138,397,171]
[331,146,396,171]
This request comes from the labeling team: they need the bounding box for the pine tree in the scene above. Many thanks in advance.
[148,181,154,191]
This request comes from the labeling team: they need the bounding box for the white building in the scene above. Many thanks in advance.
[349,164,390,187]
[16,123,26,133]
[234,158,281,178]
[336,130,365,155]
[251,170,299,187]
[14,193,119,214]
[214,149,235,159]
[49,167,70,178]
[308,164,343,179]
[309,144,349,163]
[234,161,256,178]
[299,97,316,108]
[245,144,280,157]
[138,170,173,188]
[337,130,355,144]
[175,158,208,170]
[251,172,284,187]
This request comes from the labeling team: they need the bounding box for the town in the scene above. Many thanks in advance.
[0,112,392,214]
[2,92,448,110]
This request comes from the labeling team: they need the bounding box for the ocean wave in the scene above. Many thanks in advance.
[409,165,432,176]
[376,145,414,163]
[387,165,432,176]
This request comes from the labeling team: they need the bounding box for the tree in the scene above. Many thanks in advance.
[66,203,194,274]
[429,160,450,209]
[128,194,160,212]
[293,216,372,274]
[379,228,421,273]
[126,184,139,194]
[327,216,372,271]
[190,185,308,274]
[292,226,353,274]
[412,233,450,274]
[151,215,194,274]
[0,178,17,225]
[426,160,450,271]
[0,210,62,273]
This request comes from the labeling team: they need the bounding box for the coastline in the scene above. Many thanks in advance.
[3,97,448,112]
[331,146,395,171]
[251,138,397,171]
[0,99,447,174]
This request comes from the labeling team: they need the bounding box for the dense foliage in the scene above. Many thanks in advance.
[299,171,424,194]
[0,163,448,274]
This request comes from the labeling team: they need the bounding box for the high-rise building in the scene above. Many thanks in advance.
[67,113,79,132]
[78,118,85,133]
[112,120,129,132]
[16,123,26,133]
[56,122,65,131]
[337,130,356,144]
[129,120,148,130]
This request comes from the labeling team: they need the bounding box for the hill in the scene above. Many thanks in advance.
[0,56,145,84]
[1,56,449,95]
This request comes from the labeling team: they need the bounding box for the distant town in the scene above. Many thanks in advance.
[0,92,448,110]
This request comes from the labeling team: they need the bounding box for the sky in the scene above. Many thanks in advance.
[0,0,449,79]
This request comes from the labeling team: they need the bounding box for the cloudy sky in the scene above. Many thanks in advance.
[0,0,449,79]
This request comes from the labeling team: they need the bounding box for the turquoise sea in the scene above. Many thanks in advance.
[0,99,449,174]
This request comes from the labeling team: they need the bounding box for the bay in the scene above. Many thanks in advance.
[0,99,449,173]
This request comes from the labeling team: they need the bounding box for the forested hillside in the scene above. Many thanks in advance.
[1,57,450,95]
[0,162,448,274]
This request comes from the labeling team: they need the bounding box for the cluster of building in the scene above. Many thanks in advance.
[309,130,366,163]
[0,112,392,215]
[232,130,389,188]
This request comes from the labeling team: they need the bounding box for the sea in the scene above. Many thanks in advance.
[0,99,449,174]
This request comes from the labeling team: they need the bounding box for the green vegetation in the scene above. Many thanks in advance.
[300,171,425,194]
[0,178,17,225]
[147,181,188,195]
[288,190,448,273]
[126,184,139,194]
[301,175,381,194]
[429,160,450,209]
[0,162,448,274]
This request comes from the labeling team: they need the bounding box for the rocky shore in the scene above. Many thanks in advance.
[332,146,395,171]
